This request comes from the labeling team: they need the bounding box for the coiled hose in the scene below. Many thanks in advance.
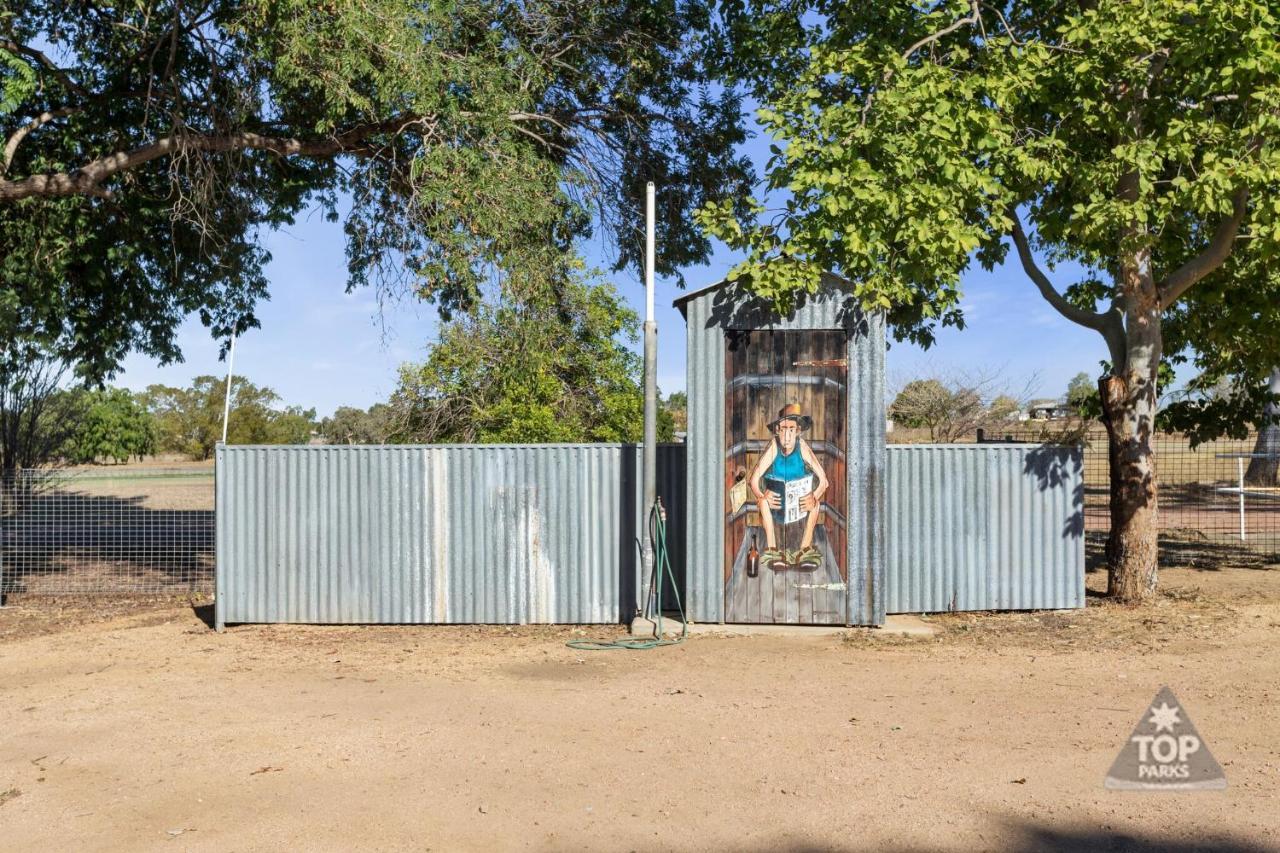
[567,499,686,650]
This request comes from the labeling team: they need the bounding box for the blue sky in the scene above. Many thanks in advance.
[115,133,1114,418]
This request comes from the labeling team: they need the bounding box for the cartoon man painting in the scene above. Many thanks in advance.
[749,402,829,571]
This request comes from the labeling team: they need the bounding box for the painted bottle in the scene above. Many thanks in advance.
[746,535,759,578]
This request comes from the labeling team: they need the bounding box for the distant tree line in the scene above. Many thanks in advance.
[141,376,315,460]
[0,359,319,482]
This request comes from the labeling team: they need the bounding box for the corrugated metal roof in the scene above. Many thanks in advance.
[673,271,855,317]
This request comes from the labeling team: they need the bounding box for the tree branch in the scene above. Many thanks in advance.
[0,115,437,202]
[0,38,89,98]
[1007,206,1127,363]
[1158,185,1250,309]
[0,106,600,202]
[860,2,980,127]
[1007,208,1110,330]
[2,106,77,176]
[900,1,980,63]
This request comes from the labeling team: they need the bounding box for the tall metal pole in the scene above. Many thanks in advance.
[221,330,237,444]
[641,182,658,618]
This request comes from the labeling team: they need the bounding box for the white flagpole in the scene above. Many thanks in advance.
[640,182,658,618]
[221,330,237,444]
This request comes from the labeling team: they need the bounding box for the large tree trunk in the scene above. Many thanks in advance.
[1099,373,1159,602]
[1099,261,1162,604]
[1244,367,1280,487]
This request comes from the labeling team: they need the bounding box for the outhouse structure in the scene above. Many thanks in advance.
[675,273,887,626]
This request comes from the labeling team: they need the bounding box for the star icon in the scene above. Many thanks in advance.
[1148,702,1181,733]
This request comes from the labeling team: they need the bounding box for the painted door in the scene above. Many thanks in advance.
[724,330,849,624]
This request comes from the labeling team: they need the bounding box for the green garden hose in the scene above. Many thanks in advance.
[567,500,686,651]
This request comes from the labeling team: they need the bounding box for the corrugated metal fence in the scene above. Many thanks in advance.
[215,444,685,630]
[884,445,1084,613]
[216,442,1083,628]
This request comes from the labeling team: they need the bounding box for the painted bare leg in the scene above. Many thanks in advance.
[757,496,778,549]
[799,505,822,550]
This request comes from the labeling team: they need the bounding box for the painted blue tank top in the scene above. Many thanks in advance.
[766,441,806,482]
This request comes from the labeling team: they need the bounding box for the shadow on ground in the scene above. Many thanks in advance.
[1085,531,1279,573]
[739,818,1276,853]
[0,489,213,595]
[191,602,216,630]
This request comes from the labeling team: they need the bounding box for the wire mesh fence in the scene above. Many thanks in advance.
[1,466,214,597]
[974,424,1280,570]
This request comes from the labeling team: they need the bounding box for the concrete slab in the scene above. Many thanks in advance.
[629,613,937,639]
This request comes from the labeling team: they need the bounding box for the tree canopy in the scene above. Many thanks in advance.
[0,349,80,482]
[889,373,1024,442]
[1,0,752,376]
[64,388,156,464]
[1066,372,1100,419]
[141,376,315,459]
[704,1,1278,357]
[701,0,1280,601]
[319,404,397,446]
[389,271,648,444]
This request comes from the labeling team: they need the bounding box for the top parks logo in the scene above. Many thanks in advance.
[1105,687,1227,791]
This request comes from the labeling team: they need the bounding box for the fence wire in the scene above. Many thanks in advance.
[1,467,214,596]
[977,426,1280,570]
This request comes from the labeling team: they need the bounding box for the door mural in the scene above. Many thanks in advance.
[724,331,847,623]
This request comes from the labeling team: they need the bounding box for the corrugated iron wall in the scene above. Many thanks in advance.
[885,445,1085,613]
[683,289,725,624]
[847,312,887,625]
[215,442,1083,628]
[682,279,886,625]
[215,444,684,629]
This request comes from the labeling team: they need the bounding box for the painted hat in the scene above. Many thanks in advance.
[767,402,813,432]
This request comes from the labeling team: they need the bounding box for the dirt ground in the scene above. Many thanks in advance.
[1,569,1279,852]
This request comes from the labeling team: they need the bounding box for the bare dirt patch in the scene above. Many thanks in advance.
[1,569,1278,851]
[0,594,212,642]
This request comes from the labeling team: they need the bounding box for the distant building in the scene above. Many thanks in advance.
[1024,398,1073,420]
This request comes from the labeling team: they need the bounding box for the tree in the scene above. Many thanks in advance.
[320,404,397,445]
[1066,372,1100,419]
[141,376,316,459]
[65,388,156,464]
[889,372,1027,442]
[890,379,952,439]
[662,391,688,435]
[0,346,84,487]
[987,394,1021,423]
[389,273,645,444]
[1,1,751,378]
[658,406,677,443]
[1246,368,1280,486]
[702,1,1280,602]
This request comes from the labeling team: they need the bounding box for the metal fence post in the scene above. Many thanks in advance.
[0,488,6,608]
[1238,456,1247,542]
